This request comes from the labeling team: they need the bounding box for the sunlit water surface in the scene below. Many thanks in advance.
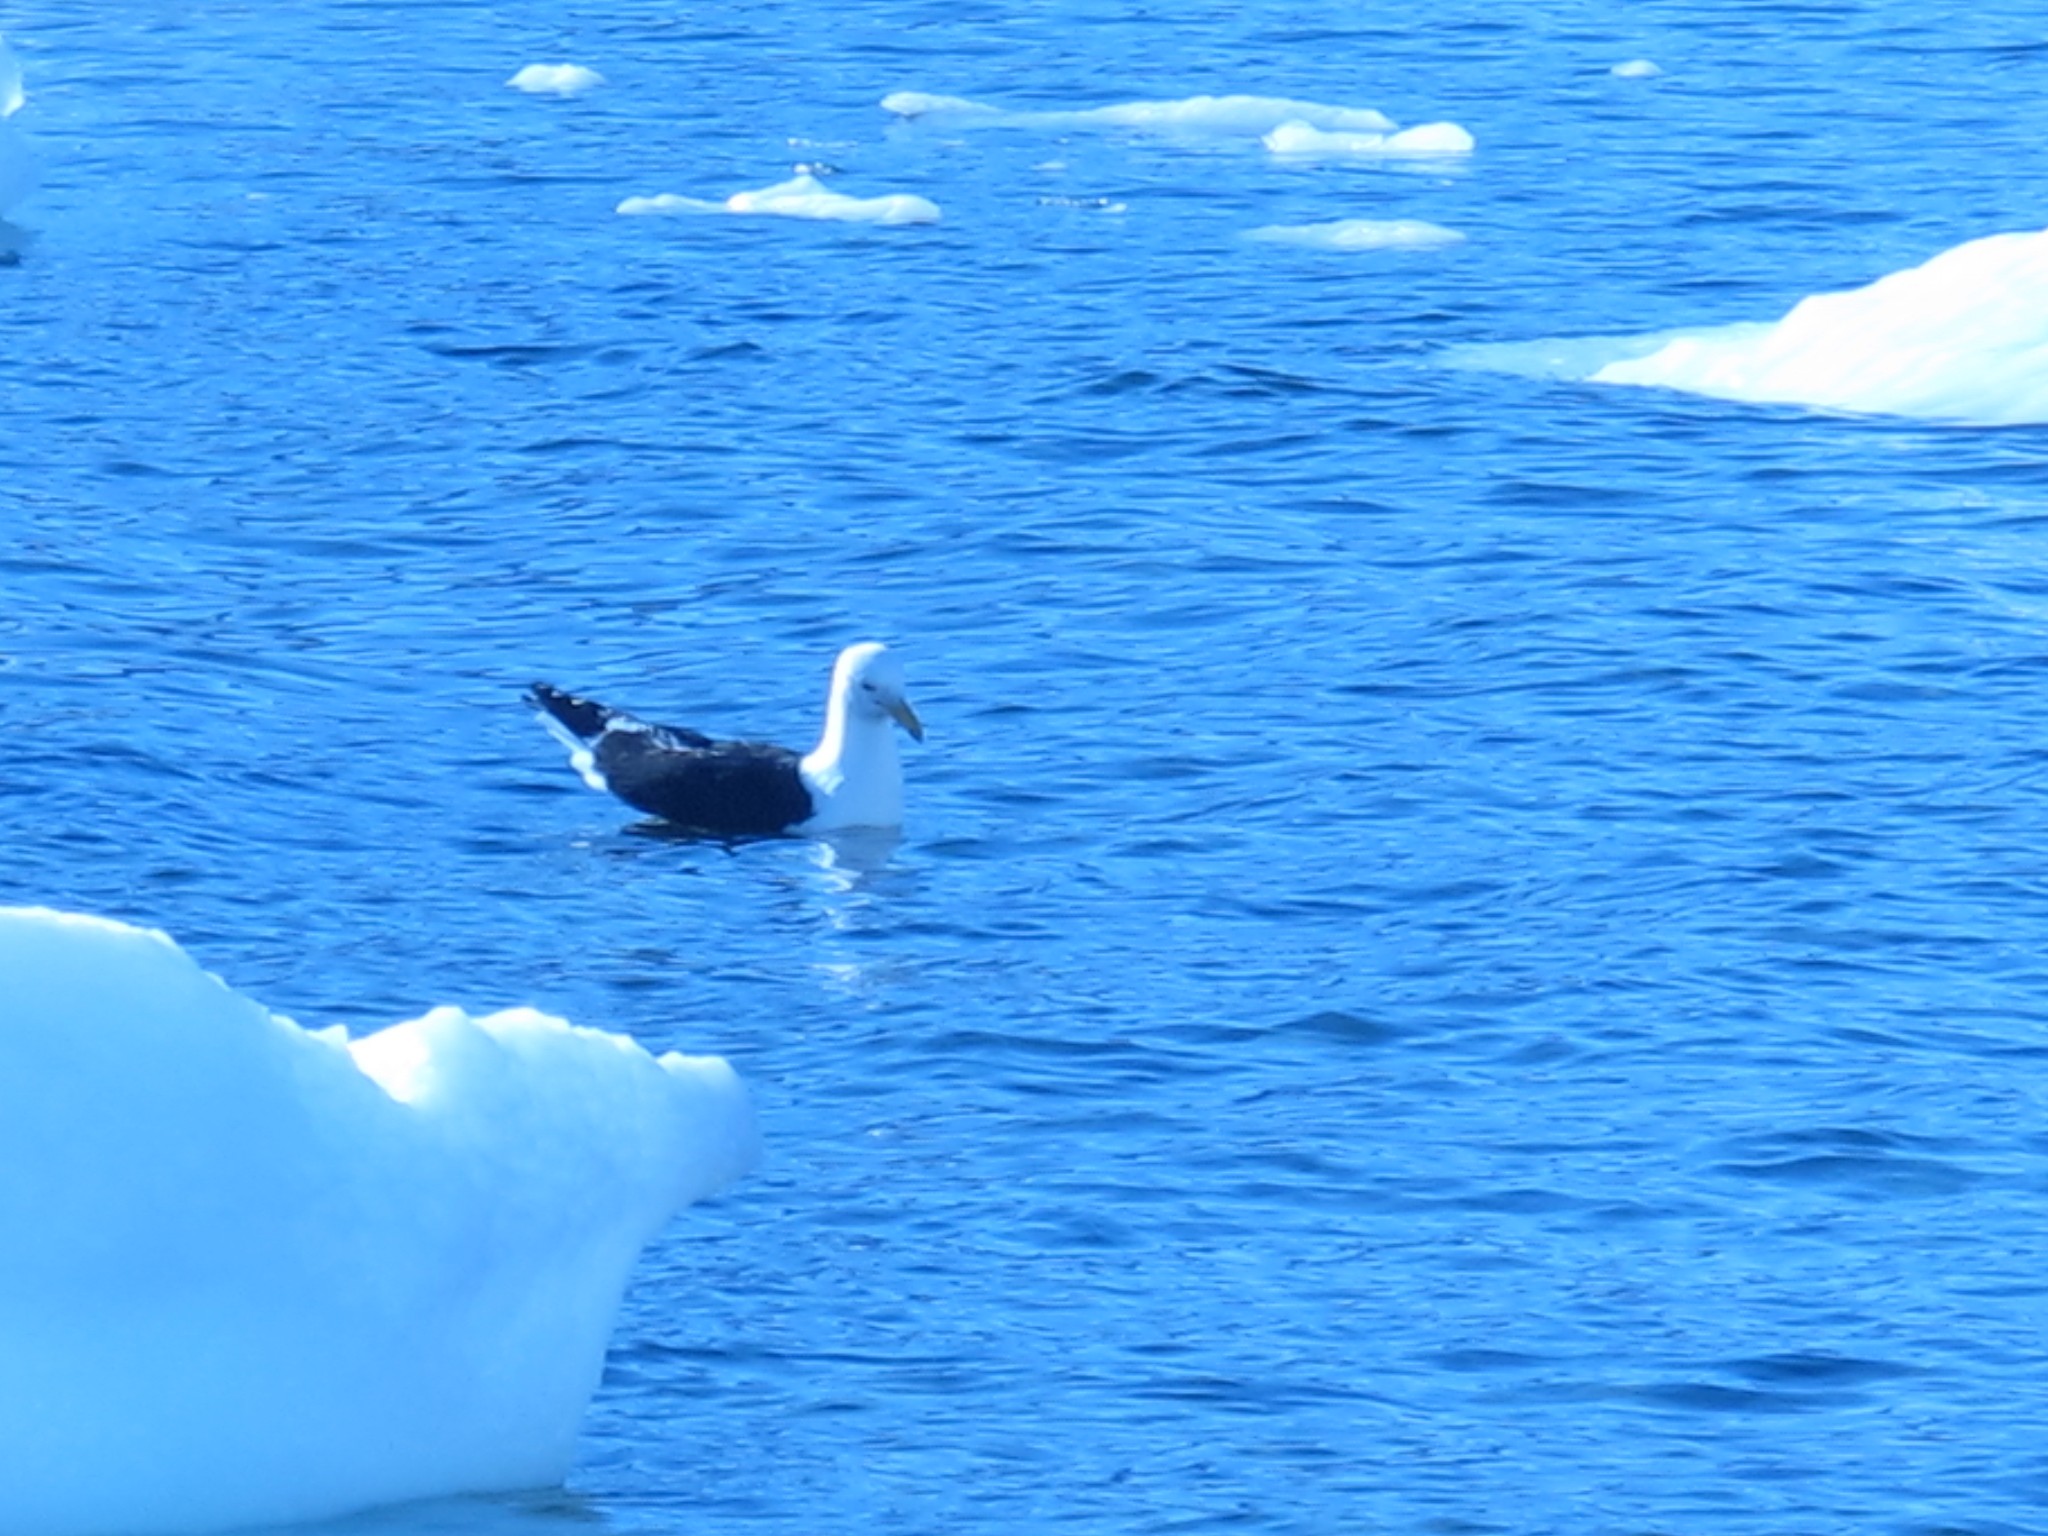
[9,3,2048,1532]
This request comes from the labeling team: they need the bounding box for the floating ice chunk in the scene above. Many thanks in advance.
[619,172,940,226]
[507,62,604,97]
[0,906,757,1536]
[1246,217,1465,251]
[1585,227,2048,425]
[0,33,21,119]
[1071,94,1397,135]
[0,32,33,217]
[724,174,937,223]
[881,90,1001,120]
[1611,59,1664,78]
[1456,229,2048,426]
[883,89,1401,138]
[1263,118,1475,157]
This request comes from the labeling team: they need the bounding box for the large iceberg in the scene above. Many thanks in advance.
[1468,227,2048,426]
[0,907,757,1536]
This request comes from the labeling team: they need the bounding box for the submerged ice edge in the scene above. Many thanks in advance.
[1457,224,2048,427]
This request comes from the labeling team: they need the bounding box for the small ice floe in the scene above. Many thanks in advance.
[882,89,1412,140]
[0,906,757,1536]
[1246,217,1465,251]
[1611,59,1664,79]
[618,172,940,226]
[1262,119,1475,158]
[507,62,605,97]
[1456,226,2048,426]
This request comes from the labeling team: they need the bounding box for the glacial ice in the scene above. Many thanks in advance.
[0,907,757,1536]
[1455,227,2048,427]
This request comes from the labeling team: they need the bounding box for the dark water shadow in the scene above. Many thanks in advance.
[233,1488,608,1536]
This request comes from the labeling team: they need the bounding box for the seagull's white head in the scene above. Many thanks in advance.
[834,641,924,742]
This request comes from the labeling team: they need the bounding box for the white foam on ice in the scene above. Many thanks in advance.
[1262,119,1475,158]
[618,172,940,226]
[0,906,757,1536]
[882,89,1413,139]
[1246,217,1465,251]
[1453,228,2048,426]
[507,63,604,97]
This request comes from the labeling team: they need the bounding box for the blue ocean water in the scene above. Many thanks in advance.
[9,2,2048,1532]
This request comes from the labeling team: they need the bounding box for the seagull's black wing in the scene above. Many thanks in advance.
[597,732,811,835]
[527,683,813,836]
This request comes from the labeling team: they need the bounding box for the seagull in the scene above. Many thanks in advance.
[526,641,924,837]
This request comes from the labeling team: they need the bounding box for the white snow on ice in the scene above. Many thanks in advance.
[0,907,757,1536]
[618,172,940,226]
[1246,217,1465,251]
[881,90,1472,152]
[507,63,604,97]
[1454,227,2048,426]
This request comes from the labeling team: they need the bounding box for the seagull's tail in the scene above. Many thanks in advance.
[526,683,613,793]
[526,682,616,738]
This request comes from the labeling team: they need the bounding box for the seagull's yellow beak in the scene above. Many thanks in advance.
[886,696,925,743]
